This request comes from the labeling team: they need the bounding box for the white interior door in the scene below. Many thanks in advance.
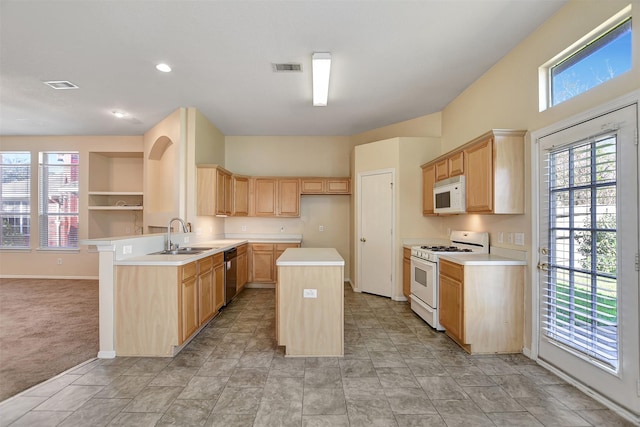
[536,103,639,417]
[359,170,394,298]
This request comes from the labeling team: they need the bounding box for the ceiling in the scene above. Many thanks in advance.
[0,0,566,137]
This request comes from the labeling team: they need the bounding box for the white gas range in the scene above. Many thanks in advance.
[409,230,489,330]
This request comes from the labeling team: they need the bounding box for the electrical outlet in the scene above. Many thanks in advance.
[280,226,285,232]
[184,236,190,243]
[123,245,132,255]
[303,289,317,298]
[241,225,247,231]
[125,226,131,234]
[319,225,324,232]
[57,258,62,265]
[515,232,525,246]
[497,232,504,243]
[506,232,514,244]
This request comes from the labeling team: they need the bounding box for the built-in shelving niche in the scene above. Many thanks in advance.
[88,152,144,238]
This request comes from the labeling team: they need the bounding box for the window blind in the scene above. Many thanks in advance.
[541,133,618,369]
[38,152,79,249]
[0,152,31,248]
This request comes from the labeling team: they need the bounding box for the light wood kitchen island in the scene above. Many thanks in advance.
[276,248,344,357]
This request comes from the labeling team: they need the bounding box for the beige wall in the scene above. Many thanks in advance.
[351,137,441,297]
[356,0,639,351]
[351,112,442,145]
[225,135,355,279]
[187,108,226,238]
[0,135,143,278]
[143,108,185,230]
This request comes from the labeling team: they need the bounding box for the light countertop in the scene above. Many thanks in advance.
[439,253,527,266]
[276,248,344,267]
[114,239,247,266]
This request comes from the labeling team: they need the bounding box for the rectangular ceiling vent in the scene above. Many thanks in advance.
[43,80,79,90]
[272,63,302,72]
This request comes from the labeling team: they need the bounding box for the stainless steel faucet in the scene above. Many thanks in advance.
[167,217,188,252]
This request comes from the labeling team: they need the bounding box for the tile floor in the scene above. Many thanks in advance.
[0,285,634,426]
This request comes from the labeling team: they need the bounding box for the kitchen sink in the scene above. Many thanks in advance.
[150,247,215,255]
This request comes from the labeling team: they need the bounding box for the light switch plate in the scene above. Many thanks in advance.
[515,232,525,246]
[303,289,317,298]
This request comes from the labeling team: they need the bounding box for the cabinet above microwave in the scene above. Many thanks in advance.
[421,129,525,216]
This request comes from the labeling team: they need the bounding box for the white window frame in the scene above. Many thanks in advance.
[538,5,632,112]
[38,151,80,250]
[0,152,31,249]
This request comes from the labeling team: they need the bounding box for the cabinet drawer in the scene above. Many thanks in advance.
[326,179,350,194]
[181,261,198,281]
[236,243,248,255]
[440,259,463,281]
[301,179,325,194]
[252,243,274,252]
[198,256,213,272]
[212,252,224,265]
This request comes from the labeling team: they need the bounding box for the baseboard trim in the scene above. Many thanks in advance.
[536,358,639,425]
[97,350,116,359]
[244,282,276,289]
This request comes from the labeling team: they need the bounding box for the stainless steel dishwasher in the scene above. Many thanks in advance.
[224,247,238,305]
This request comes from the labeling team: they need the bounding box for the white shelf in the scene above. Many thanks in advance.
[88,206,143,211]
[88,191,144,196]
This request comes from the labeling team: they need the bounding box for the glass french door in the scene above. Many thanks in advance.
[537,103,639,416]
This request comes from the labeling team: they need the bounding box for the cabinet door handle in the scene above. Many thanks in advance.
[360,237,366,243]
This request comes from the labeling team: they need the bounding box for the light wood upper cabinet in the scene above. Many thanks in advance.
[232,176,249,216]
[301,177,351,195]
[254,178,300,217]
[464,130,525,214]
[448,151,464,177]
[197,165,233,217]
[434,151,464,182]
[439,258,524,354]
[420,129,525,215]
[435,158,449,181]
[465,137,493,213]
[421,163,436,216]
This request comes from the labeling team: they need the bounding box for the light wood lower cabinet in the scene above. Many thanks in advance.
[439,259,524,354]
[180,262,200,343]
[248,242,300,284]
[115,253,225,357]
[402,247,411,299]
[237,243,248,291]
[213,253,225,311]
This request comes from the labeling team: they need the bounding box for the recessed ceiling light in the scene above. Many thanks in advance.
[43,80,79,90]
[156,63,172,73]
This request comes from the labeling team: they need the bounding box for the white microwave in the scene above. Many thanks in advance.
[433,175,465,214]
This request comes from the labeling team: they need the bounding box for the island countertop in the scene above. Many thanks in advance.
[276,248,344,267]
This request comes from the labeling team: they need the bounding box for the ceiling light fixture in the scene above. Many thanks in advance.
[156,63,172,73]
[312,52,331,107]
[112,110,128,118]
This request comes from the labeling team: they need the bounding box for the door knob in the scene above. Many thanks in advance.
[360,237,366,242]
[537,262,549,271]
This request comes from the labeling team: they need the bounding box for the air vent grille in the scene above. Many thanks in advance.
[43,80,79,90]
[272,63,302,72]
